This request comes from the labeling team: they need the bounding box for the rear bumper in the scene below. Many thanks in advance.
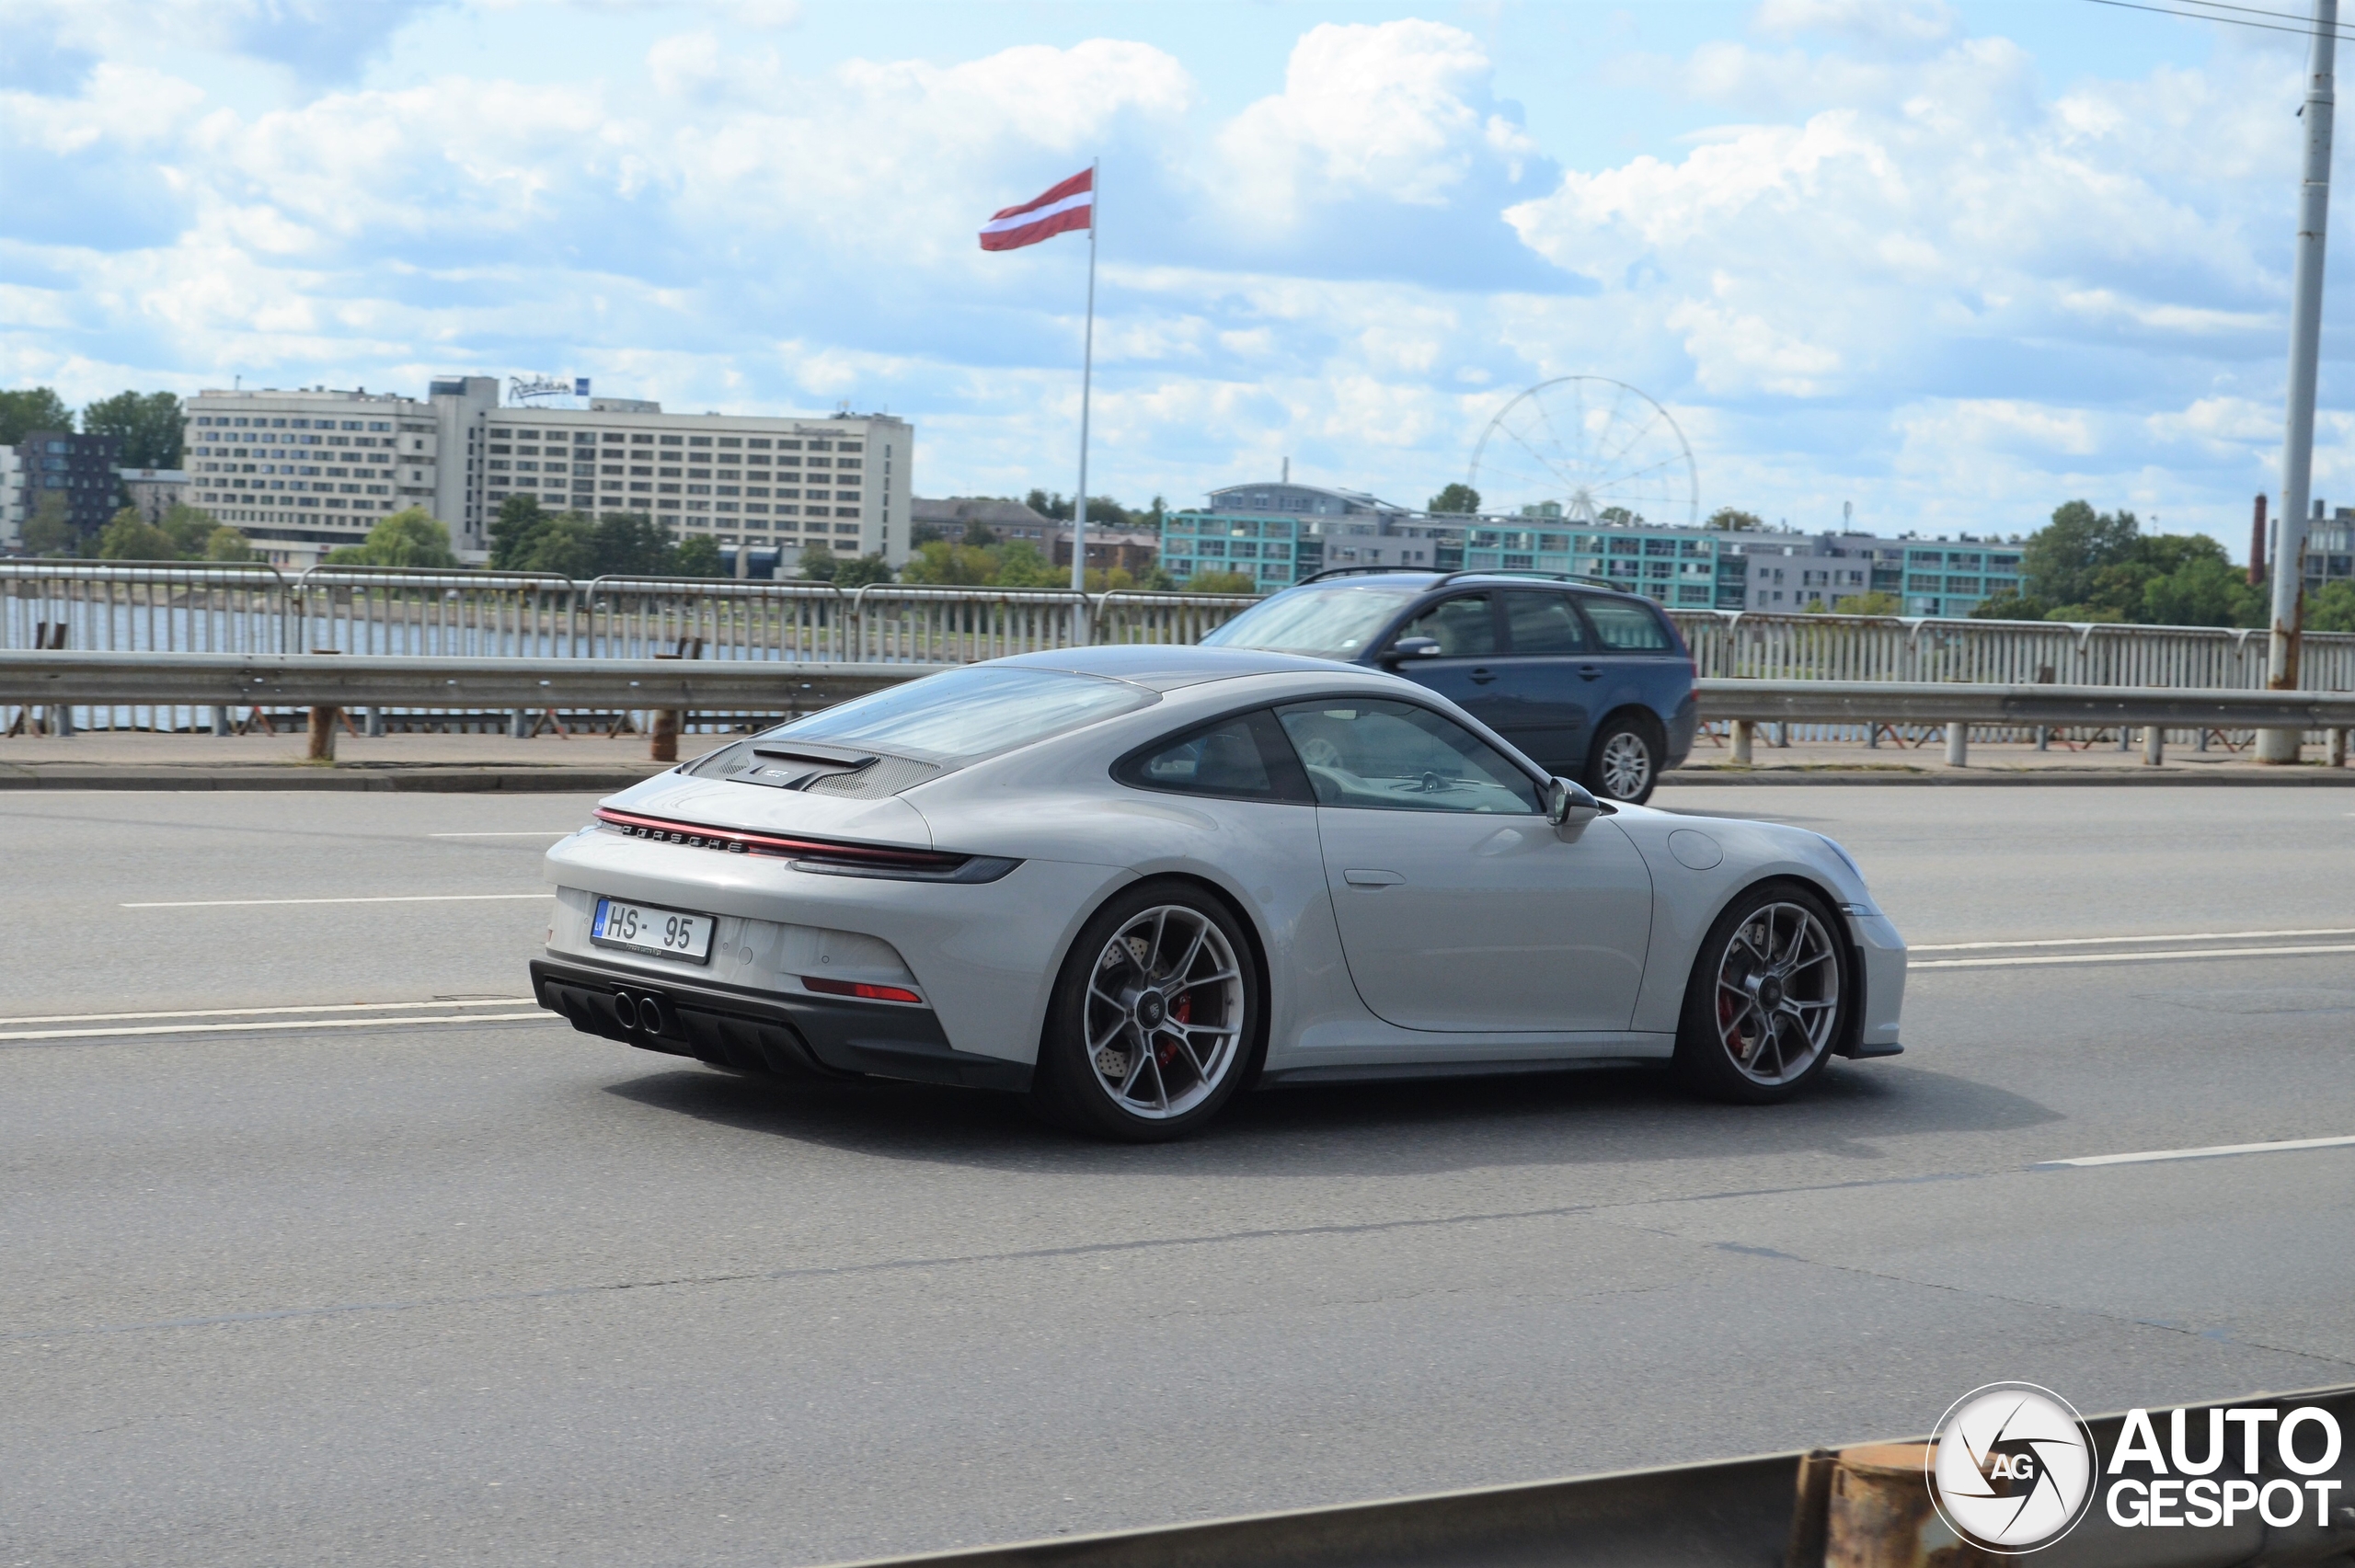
[528,956,1032,1092]
[1663,691,1699,771]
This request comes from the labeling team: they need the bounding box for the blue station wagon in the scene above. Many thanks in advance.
[1201,569,1699,804]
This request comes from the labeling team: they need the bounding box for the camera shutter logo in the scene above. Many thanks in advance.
[1927,1382,2098,1553]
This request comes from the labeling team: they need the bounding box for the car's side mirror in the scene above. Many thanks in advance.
[1381,635,1442,666]
[1545,776,1602,837]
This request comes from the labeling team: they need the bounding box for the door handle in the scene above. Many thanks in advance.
[1468,667,1496,685]
[1578,664,1603,681]
[1343,868,1406,887]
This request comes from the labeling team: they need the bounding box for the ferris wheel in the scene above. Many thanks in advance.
[1467,377,1698,527]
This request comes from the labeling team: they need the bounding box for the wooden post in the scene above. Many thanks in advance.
[306,648,340,761]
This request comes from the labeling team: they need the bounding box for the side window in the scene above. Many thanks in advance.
[1502,590,1588,655]
[1396,593,1497,657]
[1273,700,1541,815]
[1114,711,1308,803]
[1578,596,1674,651]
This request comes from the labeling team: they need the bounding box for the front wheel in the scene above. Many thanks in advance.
[1584,713,1662,805]
[1032,883,1261,1141]
[1673,884,1846,1104]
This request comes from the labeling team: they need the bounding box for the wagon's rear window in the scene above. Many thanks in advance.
[759,665,1154,764]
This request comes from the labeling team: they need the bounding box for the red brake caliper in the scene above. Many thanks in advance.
[1157,990,1192,1067]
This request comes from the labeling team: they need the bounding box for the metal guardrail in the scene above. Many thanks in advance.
[4,658,2350,752]
[822,1383,2355,1568]
[0,563,1258,667]
[0,651,945,709]
[1696,679,2355,731]
[6,562,2353,694]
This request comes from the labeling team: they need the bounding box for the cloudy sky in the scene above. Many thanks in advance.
[2,0,2348,551]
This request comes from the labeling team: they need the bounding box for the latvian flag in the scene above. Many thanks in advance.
[980,168,1093,252]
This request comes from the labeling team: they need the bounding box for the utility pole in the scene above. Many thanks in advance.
[2261,0,2338,763]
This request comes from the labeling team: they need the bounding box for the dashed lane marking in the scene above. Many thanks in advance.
[2037,1134,2355,1169]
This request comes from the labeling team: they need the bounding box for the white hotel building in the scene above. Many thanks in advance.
[184,376,913,570]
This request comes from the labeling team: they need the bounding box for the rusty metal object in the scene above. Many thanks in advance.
[1785,1448,1838,1568]
[305,705,339,761]
[1823,1444,2000,1568]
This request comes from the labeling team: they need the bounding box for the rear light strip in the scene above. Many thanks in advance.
[801,974,924,1005]
[594,808,1017,884]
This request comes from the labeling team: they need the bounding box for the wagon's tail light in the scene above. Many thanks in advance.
[801,975,924,1004]
[594,808,1018,884]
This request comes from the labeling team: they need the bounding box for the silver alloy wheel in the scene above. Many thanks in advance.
[1712,901,1841,1085]
[1598,730,1653,800]
[1083,905,1246,1119]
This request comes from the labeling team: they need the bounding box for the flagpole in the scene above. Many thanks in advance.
[1071,158,1097,635]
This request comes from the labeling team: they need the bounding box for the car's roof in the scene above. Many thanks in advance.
[989,643,1363,690]
[1282,569,1633,595]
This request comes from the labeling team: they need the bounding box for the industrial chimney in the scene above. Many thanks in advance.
[2250,493,2269,587]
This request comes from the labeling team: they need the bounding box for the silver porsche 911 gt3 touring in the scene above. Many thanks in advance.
[531,645,1906,1140]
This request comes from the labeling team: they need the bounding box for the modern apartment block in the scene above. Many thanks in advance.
[184,386,450,567]
[184,377,913,570]
[476,401,912,568]
[3,429,124,546]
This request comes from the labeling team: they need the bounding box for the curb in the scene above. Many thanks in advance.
[0,766,662,793]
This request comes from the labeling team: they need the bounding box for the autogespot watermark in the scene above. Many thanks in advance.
[1924,1382,2346,1553]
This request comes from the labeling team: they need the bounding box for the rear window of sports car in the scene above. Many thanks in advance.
[754,666,1155,764]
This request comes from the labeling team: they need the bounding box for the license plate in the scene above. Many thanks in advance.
[592,897,715,963]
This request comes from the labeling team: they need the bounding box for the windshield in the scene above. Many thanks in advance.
[1200,581,1425,659]
[758,665,1154,763]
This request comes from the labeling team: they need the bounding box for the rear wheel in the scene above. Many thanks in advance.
[1585,712,1662,805]
[1032,883,1261,1142]
[1673,884,1845,1104]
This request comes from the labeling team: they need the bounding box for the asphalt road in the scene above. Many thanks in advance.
[4,784,2352,1567]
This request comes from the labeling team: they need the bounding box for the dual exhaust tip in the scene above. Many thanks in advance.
[611,989,672,1037]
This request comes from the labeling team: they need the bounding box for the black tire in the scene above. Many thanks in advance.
[1032,880,1263,1142]
[1584,711,1663,805]
[1672,882,1846,1104]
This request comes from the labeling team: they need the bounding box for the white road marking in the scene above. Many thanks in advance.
[1915,943,2355,970]
[1913,927,2355,952]
[428,831,577,838]
[2037,1133,2355,1169]
[0,999,534,1027]
[121,893,547,909]
[0,1012,551,1043]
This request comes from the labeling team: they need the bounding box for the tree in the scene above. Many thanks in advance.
[832,553,894,588]
[326,507,460,568]
[1183,569,1258,594]
[1428,483,1481,516]
[81,391,185,468]
[488,496,548,570]
[672,535,726,578]
[960,520,999,547]
[1706,507,1764,532]
[1970,591,2052,622]
[1824,589,1900,615]
[590,512,672,577]
[1597,505,1645,527]
[98,507,180,560]
[991,539,1063,588]
[2307,578,2355,633]
[0,388,74,445]
[157,501,220,556]
[899,540,997,586]
[1023,489,1135,528]
[2020,499,2141,609]
[204,526,258,563]
[21,492,75,555]
[506,511,597,578]
[797,544,838,581]
[2141,549,2267,628]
